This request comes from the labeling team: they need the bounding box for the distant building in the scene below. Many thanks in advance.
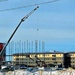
[64,52,75,68]
[13,51,64,67]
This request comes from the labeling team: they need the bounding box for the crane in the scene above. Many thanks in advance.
[0,6,39,57]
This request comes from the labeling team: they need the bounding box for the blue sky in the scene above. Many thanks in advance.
[0,0,75,52]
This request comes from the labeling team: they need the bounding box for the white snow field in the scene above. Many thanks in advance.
[0,68,75,75]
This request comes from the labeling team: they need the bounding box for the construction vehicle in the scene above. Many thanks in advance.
[0,6,39,68]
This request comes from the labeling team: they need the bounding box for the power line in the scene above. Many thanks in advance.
[0,0,59,12]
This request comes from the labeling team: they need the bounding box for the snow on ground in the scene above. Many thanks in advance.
[0,73,3,75]
[0,68,75,75]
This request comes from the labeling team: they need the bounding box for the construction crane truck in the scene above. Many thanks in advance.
[0,6,39,68]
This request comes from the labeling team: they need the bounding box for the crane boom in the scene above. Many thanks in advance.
[0,6,39,55]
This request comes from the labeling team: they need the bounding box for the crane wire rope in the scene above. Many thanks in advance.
[0,0,59,12]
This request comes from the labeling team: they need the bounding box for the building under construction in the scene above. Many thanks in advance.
[1,41,75,69]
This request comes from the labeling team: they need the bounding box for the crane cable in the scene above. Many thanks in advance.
[0,0,59,12]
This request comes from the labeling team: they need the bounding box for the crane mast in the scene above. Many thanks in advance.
[0,6,39,56]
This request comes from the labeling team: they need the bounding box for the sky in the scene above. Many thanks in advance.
[0,0,75,53]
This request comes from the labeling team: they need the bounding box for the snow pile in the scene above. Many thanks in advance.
[51,68,75,75]
[5,70,32,75]
[0,72,3,75]
[0,68,75,75]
